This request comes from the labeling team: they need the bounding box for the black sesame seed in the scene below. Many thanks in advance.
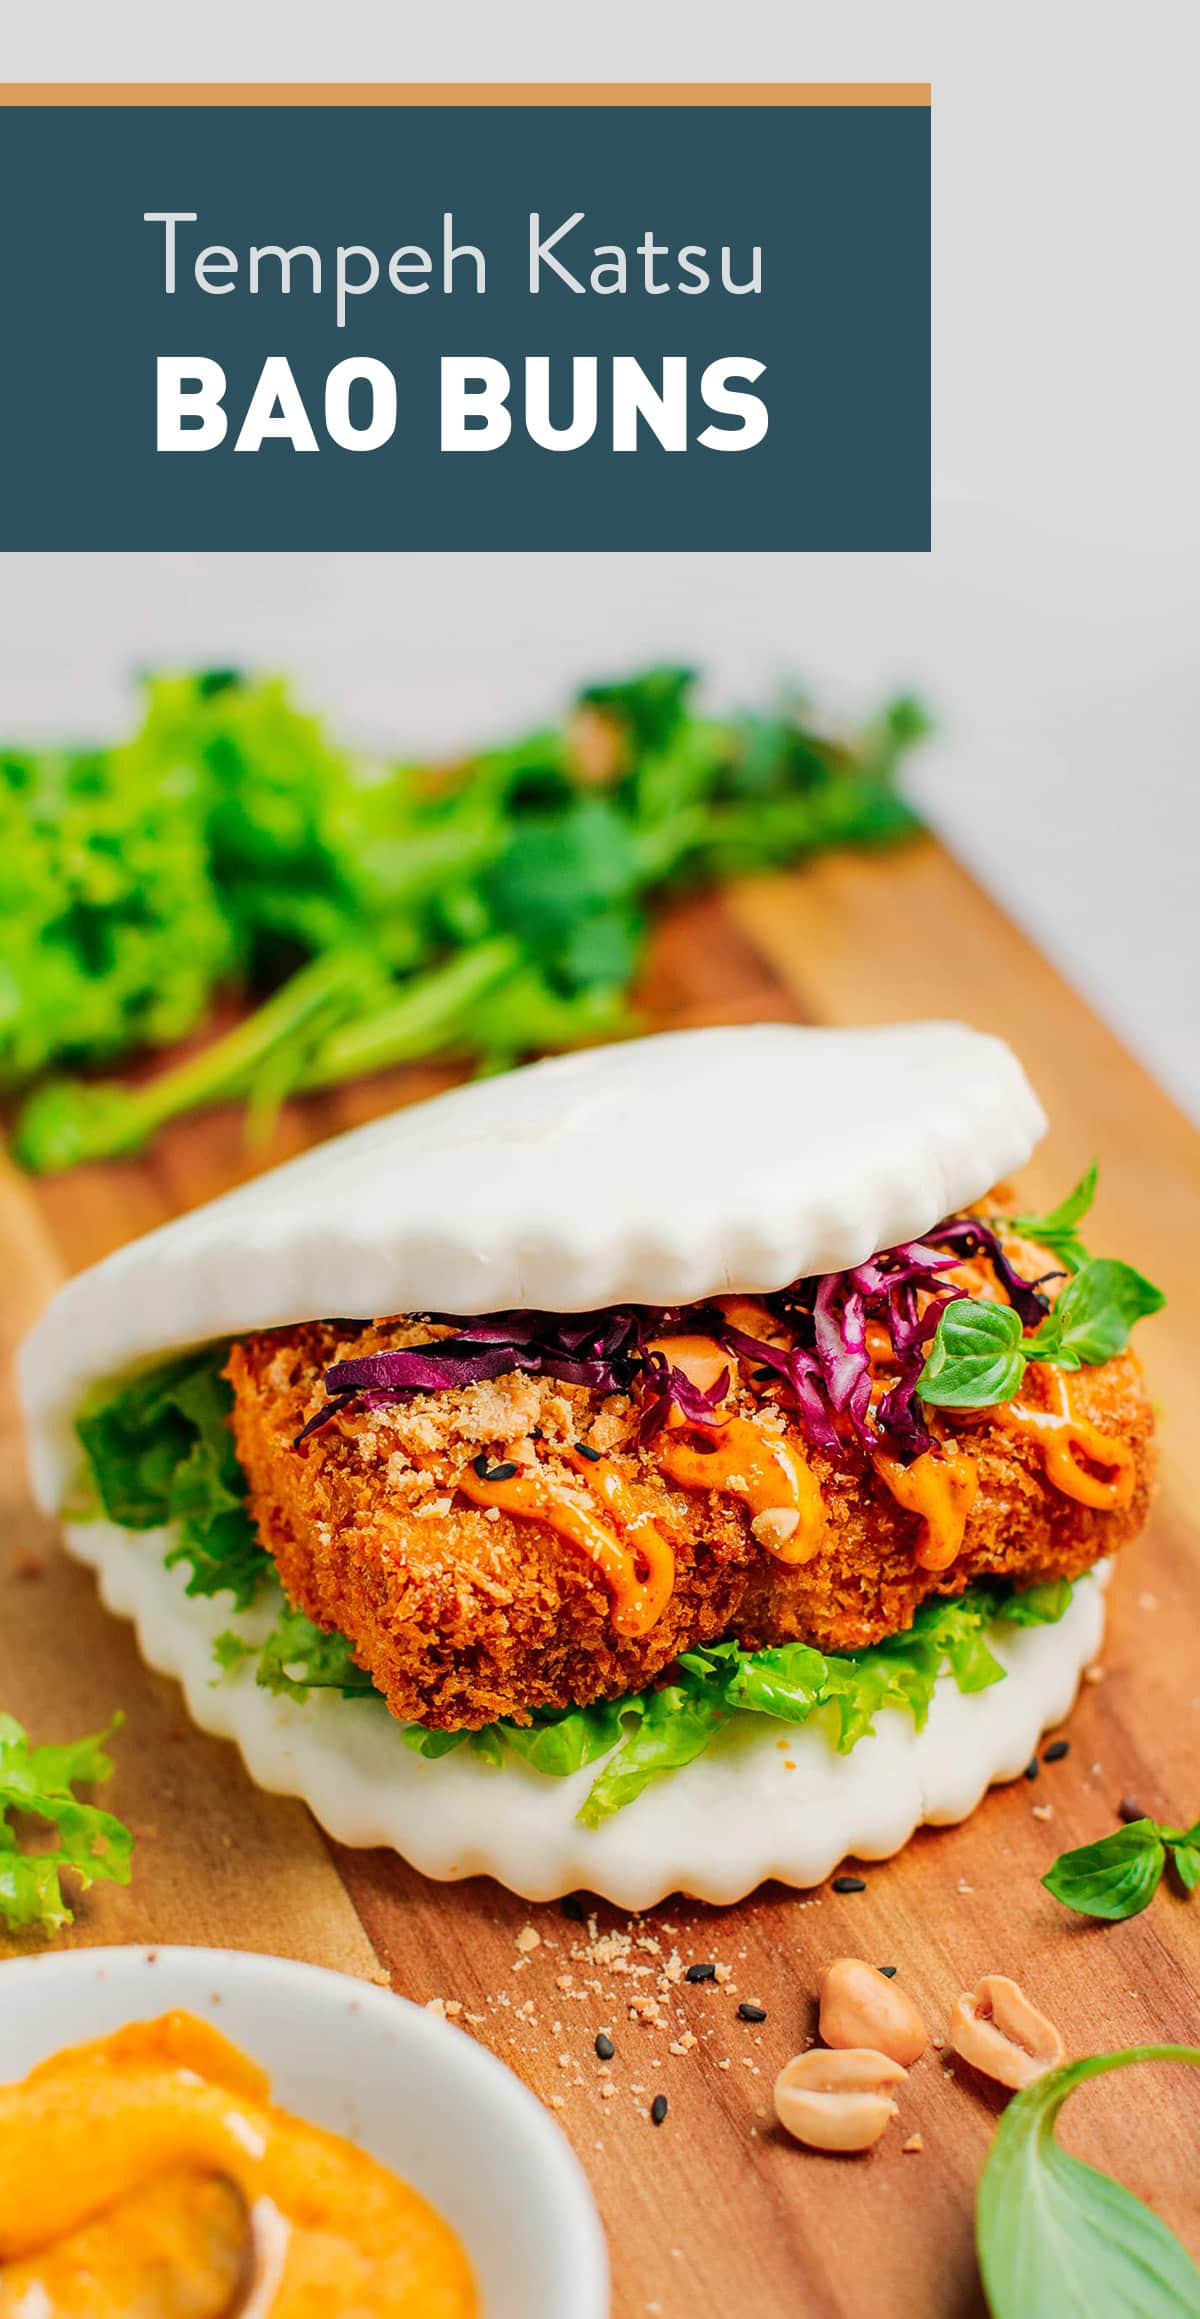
[685,1962,717,1983]
[752,1365,777,1382]
[528,1427,543,1441]
[472,1452,491,1478]
[877,1966,898,1979]
[650,2094,668,2126]
[1024,1757,1040,1780]
[1119,1796,1148,1825]
[1042,1739,1070,1763]
[560,1893,586,1922]
[595,2031,615,2060]
[832,1875,867,1895]
[738,2002,767,2023]
[574,1442,602,1462]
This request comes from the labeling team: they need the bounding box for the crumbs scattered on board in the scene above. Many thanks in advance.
[421,1904,776,2119]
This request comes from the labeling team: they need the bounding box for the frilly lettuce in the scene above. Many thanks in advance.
[0,1712,133,1934]
[405,1579,1075,1827]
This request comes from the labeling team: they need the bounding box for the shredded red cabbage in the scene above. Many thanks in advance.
[294,1215,1052,1460]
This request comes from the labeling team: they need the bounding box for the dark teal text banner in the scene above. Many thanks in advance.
[0,101,930,548]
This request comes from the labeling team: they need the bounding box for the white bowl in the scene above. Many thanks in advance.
[0,1944,608,2319]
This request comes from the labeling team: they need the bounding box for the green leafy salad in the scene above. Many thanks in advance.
[2,666,928,1171]
[0,1712,133,1934]
[74,1347,1080,1830]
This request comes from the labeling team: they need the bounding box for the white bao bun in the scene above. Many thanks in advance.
[18,1021,1063,1907]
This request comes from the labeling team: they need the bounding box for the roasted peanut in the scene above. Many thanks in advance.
[774,2047,906,2152]
[949,1974,1065,2089]
[818,1957,928,2067]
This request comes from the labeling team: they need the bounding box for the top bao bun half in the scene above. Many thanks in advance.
[19,1021,1046,1511]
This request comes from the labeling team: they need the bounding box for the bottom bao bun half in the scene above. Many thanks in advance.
[18,1024,1159,1907]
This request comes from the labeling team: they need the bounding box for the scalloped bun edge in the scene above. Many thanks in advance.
[64,1515,1107,1911]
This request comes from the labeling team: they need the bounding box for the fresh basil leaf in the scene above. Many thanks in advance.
[1042,1258,1166,1367]
[1042,1820,1167,1919]
[1007,1164,1099,1274]
[977,2045,1200,2319]
[1169,1841,1200,1896]
[917,1298,1027,1408]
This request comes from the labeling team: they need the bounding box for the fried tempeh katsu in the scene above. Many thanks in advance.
[225,1204,1154,1731]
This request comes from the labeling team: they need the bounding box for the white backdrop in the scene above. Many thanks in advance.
[3,1,1197,1115]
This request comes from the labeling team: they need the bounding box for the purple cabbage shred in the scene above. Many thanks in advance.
[294,1214,1052,1461]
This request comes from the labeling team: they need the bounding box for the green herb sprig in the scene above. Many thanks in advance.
[918,1224,1164,1413]
[1043,1816,1200,1920]
[1002,1162,1099,1275]
[977,2045,1200,2318]
[0,1711,133,1935]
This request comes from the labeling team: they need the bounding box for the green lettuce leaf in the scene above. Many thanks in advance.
[0,1711,133,1935]
[77,1349,268,1607]
[214,1601,377,1704]
[403,1578,1073,1827]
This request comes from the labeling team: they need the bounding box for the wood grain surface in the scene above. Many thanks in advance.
[3,834,1199,2319]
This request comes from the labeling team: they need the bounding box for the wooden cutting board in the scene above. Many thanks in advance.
[3,834,1199,2317]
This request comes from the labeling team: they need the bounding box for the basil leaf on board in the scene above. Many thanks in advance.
[917,1299,1027,1408]
[1170,1842,1200,1895]
[1006,1163,1098,1274]
[1042,1820,1167,1919]
[977,2045,1200,2319]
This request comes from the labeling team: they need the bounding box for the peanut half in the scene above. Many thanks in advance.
[774,2047,907,2153]
[949,1974,1066,2090]
[818,1958,929,2067]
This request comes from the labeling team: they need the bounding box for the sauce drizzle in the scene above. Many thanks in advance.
[992,1367,1136,1508]
[873,1448,980,1572]
[459,1457,674,1636]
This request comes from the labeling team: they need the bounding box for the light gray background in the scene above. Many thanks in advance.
[3,2,1197,1116]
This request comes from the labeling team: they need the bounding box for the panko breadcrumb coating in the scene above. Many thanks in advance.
[224,1229,1154,1730]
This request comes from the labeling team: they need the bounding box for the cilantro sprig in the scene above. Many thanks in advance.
[0,1711,133,1935]
[1043,1815,1200,1920]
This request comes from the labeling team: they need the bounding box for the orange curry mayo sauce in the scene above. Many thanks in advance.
[461,1279,1136,1626]
[0,2012,476,2319]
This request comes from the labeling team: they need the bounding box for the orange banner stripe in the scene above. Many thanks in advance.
[0,82,930,108]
